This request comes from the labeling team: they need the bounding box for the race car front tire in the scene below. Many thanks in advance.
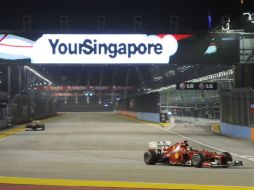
[25,126,31,131]
[144,151,157,165]
[192,153,204,167]
[41,124,45,130]
[223,152,233,162]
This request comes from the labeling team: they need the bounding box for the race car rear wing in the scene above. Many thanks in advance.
[148,141,171,149]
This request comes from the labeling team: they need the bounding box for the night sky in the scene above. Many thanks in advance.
[1,0,253,32]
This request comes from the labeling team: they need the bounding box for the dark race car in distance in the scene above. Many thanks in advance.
[144,140,243,168]
[25,120,45,131]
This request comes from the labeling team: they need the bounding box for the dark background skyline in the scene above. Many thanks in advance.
[1,0,254,32]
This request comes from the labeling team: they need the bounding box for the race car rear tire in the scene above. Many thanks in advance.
[192,153,204,167]
[223,152,233,162]
[144,151,157,165]
[41,124,45,130]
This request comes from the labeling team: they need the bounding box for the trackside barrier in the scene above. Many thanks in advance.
[137,112,160,123]
[218,88,254,142]
[114,110,137,119]
[220,122,253,141]
[211,123,221,133]
[220,88,254,130]
[252,128,254,141]
[116,110,162,123]
[211,123,254,141]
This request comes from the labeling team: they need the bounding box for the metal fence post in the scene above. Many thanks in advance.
[7,66,12,125]
[247,92,251,127]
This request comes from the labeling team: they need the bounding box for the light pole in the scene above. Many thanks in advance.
[18,66,22,94]
[7,66,11,125]
[84,92,93,104]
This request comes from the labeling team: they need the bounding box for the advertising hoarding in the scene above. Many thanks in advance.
[0,34,179,64]
[0,33,239,65]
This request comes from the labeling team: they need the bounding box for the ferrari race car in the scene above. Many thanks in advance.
[144,140,243,168]
[25,120,45,131]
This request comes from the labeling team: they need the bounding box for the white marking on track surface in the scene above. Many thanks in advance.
[240,155,254,162]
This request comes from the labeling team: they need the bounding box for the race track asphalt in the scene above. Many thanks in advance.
[0,112,253,187]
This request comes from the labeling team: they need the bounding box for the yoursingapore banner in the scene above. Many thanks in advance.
[0,33,239,65]
[0,34,186,64]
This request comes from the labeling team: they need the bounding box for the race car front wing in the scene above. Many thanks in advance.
[203,160,243,167]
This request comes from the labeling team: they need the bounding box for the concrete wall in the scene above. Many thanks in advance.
[212,122,254,141]
[220,122,253,140]
[137,112,160,123]
[115,110,137,118]
[115,110,160,123]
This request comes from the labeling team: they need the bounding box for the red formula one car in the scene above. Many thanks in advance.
[144,140,243,168]
[25,120,45,131]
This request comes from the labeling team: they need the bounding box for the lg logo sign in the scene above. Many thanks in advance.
[177,82,217,90]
